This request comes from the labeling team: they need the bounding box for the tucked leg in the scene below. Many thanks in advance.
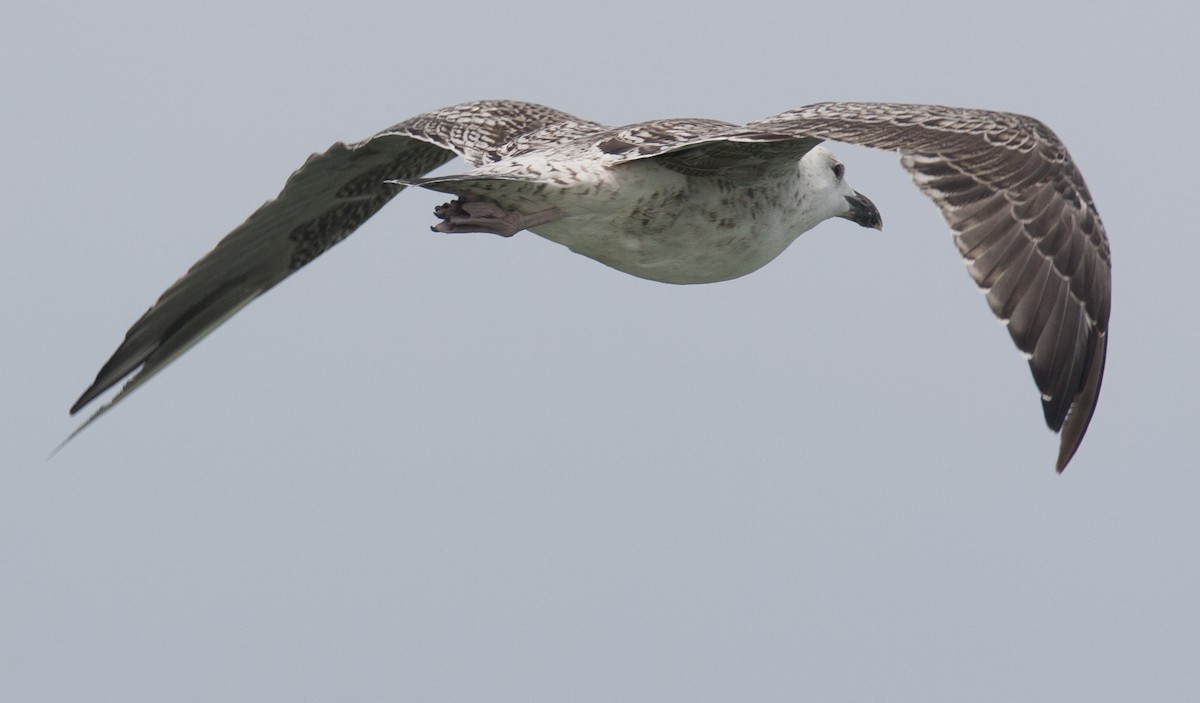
[432,196,561,237]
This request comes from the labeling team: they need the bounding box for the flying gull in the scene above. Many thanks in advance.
[67,100,1111,471]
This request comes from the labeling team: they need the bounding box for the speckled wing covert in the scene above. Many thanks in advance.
[65,100,594,442]
[590,118,825,184]
[748,103,1111,471]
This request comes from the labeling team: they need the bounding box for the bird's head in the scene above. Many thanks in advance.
[802,147,883,231]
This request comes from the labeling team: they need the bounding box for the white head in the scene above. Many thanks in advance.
[799,146,883,230]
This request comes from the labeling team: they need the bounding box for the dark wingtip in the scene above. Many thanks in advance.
[1053,333,1108,473]
[70,371,114,415]
[69,345,145,415]
[69,391,92,416]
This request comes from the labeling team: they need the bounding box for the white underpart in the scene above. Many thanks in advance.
[477,147,856,285]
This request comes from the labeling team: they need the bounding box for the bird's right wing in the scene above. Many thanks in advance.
[67,100,592,443]
[748,102,1111,471]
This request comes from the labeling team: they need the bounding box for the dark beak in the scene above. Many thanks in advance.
[840,191,882,230]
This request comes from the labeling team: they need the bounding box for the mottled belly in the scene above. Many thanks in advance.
[531,204,796,285]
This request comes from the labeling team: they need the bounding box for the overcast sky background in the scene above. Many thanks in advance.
[3,1,1198,701]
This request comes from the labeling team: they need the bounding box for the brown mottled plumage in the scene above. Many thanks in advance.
[67,100,1110,470]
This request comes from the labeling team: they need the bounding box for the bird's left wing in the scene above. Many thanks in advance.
[748,102,1111,471]
[66,100,594,444]
[62,134,453,443]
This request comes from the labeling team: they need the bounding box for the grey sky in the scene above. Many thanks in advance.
[3,1,1197,700]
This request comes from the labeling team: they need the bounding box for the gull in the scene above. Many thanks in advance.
[66,100,1111,470]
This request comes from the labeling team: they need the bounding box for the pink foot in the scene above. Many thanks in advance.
[432,197,561,237]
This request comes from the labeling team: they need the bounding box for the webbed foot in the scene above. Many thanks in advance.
[432,197,561,237]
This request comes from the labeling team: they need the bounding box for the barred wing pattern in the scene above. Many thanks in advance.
[751,103,1111,471]
[67,101,591,439]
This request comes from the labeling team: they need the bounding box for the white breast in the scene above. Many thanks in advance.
[528,159,826,285]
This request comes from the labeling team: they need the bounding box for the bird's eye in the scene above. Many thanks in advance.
[832,162,845,180]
